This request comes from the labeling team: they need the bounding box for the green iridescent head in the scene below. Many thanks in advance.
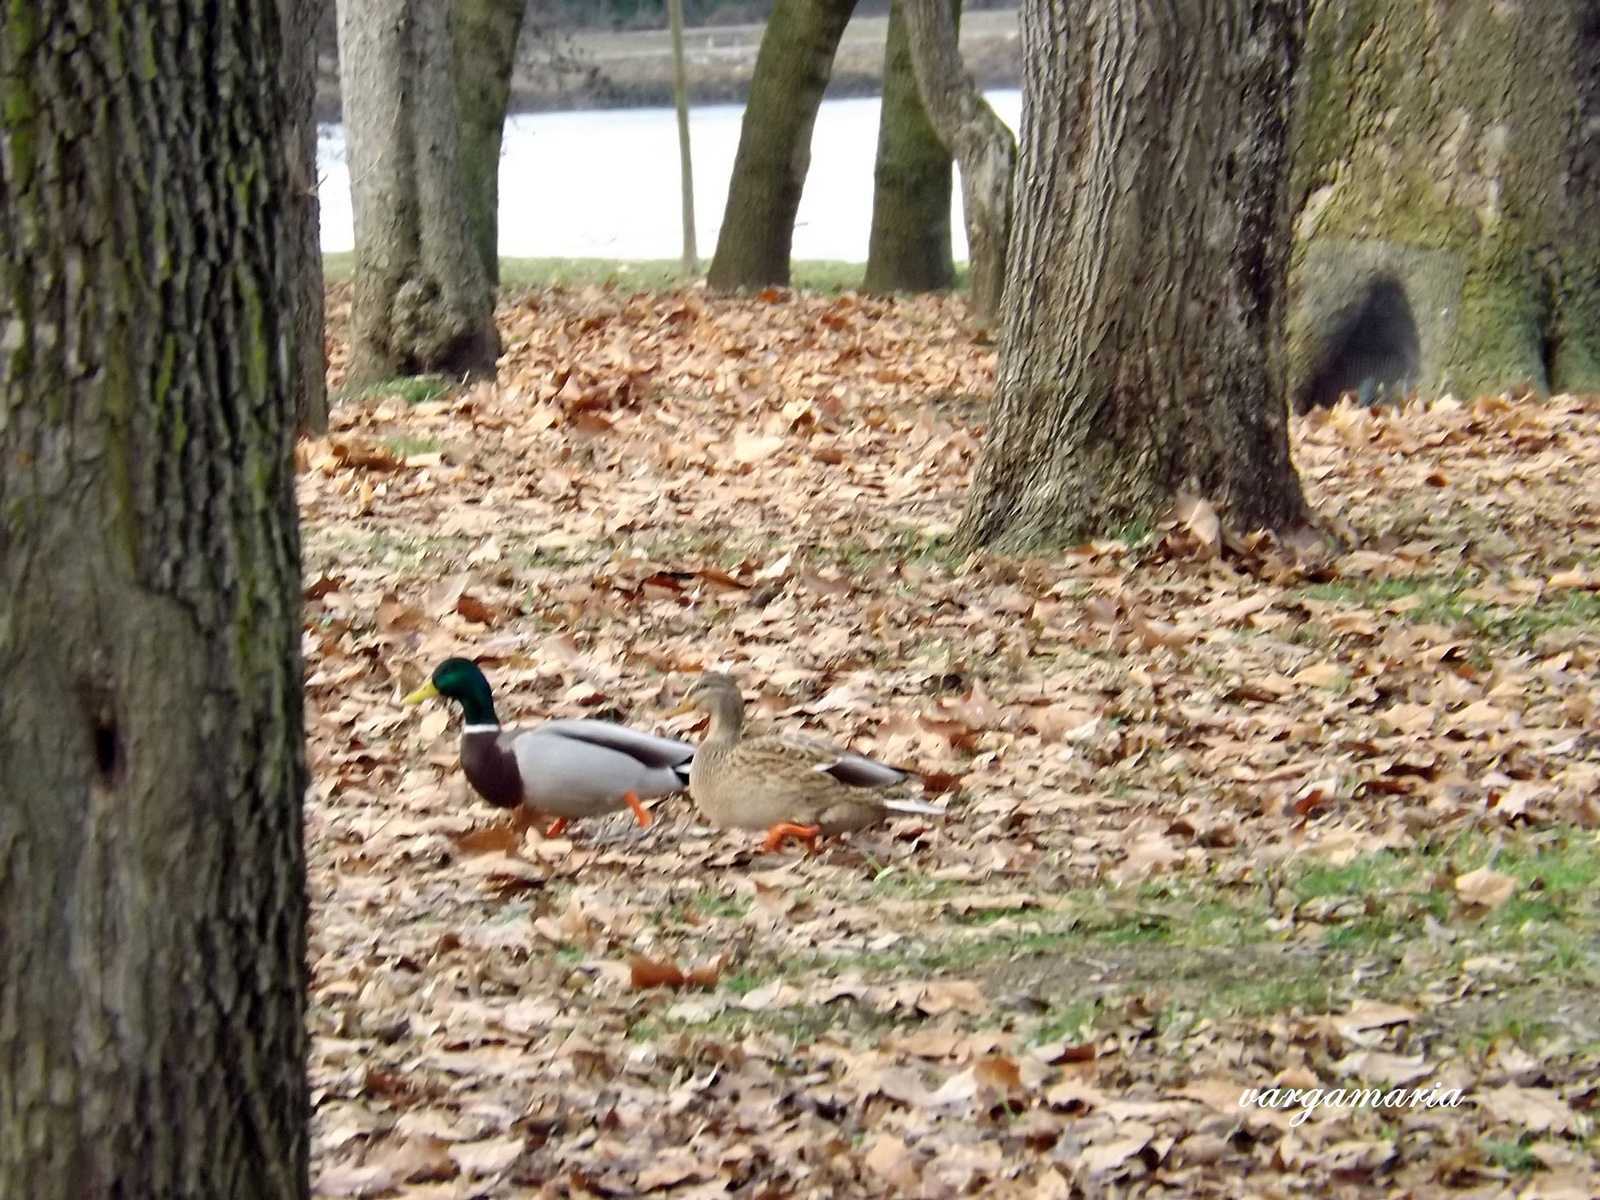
[403,657,499,725]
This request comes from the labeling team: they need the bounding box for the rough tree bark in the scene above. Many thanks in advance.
[450,0,527,286]
[339,0,500,388]
[285,0,329,432]
[0,0,310,1196]
[706,0,859,290]
[1290,0,1600,406]
[960,0,1308,550]
[902,0,1015,325]
[864,0,956,294]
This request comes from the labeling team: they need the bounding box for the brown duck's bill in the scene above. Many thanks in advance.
[402,679,440,705]
[663,698,696,717]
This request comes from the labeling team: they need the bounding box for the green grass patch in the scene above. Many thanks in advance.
[686,890,749,921]
[1287,831,1600,951]
[1207,968,1340,1018]
[321,254,913,296]
[302,528,480,574]
[613,833,1599,1053]
[381,433,441,457]
[1293,854,1404,898]
[827,526,963,574]
[720,969,765,996]
[1297,576,1600,646]
[869,868,963,902]
[830,832,1600,1036]
[304,525,605,576]
[1029,1002,1103,1046]
[621,524,962,579]
[1482,1140,1541,1173]
[352,374,452,405]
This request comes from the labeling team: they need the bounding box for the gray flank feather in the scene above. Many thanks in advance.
[537,719,695,770]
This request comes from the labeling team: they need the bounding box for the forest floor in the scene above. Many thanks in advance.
[304,282,1600,1198]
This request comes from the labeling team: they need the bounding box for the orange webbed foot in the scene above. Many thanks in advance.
[623,790,653,828]
[762,822,821,854]
[544,817,570,839]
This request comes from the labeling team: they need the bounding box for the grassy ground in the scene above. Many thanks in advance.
[304,282,1600,1197]
[319,252,898,295]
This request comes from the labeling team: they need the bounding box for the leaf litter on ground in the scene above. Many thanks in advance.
[307,284,1600,1197]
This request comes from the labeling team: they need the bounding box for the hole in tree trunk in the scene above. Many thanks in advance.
[94,721,119,781]
[83,682,121,785]
[1299,276,1421,410]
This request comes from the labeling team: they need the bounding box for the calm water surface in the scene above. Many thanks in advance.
[318,91,1022,263]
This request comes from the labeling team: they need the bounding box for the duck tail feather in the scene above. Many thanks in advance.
[882,797,945,816]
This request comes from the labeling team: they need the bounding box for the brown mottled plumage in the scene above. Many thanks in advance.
[669,673,942,852]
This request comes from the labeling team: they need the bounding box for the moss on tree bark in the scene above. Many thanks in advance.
[901,0,1015,326]
[865,0,957,294]
[1290,0,1600,405]
[338,0,500,387]
[285,0,329,433]
[451,0,527,286]
[707,0,859,290]
[960,0,1308,551]
[1,1,309,1194]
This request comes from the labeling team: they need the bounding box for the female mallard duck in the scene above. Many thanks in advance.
[404,658,694,838]
[668,672,943,852]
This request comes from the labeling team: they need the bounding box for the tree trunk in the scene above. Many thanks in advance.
[902,0,1015,325]
[960,0,1308,551]
[1290,0,1600,406]
[706,0,859,291]
[285,0,330,433]
[450,0,526,286]
[864,0,956,294]
[339,0,500,388]
[668,0,699,273]
[0,1,310,1196]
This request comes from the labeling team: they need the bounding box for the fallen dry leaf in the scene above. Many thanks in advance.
[1477,1085,1590,1136]
[1455,866,1519,908]
[304,286,1600,1200]
[316,1135,457,1196]
[629,953,686,989]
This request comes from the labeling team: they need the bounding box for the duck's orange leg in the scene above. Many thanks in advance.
[544,817,570,838]
[623,791,653,828]
[762,823,821,854]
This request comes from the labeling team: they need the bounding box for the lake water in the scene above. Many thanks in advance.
[318,90,1022,264]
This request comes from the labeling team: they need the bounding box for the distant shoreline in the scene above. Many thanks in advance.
[313,9,1020,123]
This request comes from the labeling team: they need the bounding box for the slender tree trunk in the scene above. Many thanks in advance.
[960,0,1308,551]
[285,0,329,433]
[450,0,526,286]
[1290,0,1600,405]
[706,0,859,290]
[339,0,500,388]
[865,0,957,294]
[1564,7,1600,392]
[902,0,1015,325]
[668,0,699,274]
[0,1,310,1195]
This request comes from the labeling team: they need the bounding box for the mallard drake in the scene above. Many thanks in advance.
[404,658,693,837]
[667,672,943,852]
